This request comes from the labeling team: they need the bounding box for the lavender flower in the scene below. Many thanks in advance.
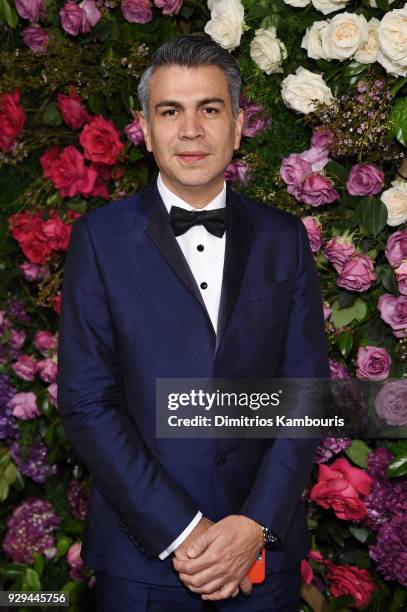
[0,373,19,440]
[3,497,61,563]
[67,479,89,520]
[315,437,352,463]
[8,439,58,483]
[369,514,407,587]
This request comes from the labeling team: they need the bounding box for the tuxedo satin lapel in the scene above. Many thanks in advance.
[140,179,213,329]
[215,186,254,353]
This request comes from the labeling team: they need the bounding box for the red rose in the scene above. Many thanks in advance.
[57,92,92,129]
[310,458,373,521]
[301,559,313,585]
[79,115,124,165]
[42,210,71,251]
[9,212,53,264]
[53,292,61,314]
[0,89,26,152]
[40,146,61,178]
[48,145,97,198]
[326,563,375,609]
[89,162,111,199]
[66,210,82,222]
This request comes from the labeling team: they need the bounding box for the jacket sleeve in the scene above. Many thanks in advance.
[238,217,330,544]
[56,217,199,559]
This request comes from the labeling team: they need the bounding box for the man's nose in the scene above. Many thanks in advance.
[178,111,204,139]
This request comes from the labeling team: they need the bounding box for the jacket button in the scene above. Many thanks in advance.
[216,453,226,465]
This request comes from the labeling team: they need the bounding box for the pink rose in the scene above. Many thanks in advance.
[225,160,251,185]
[37,358,58,383]
[242,103,269,138]
[337,253,377,292]
[34,330,57,353]
[324,235,356,273]
[346,163,384,197]
[280,153,311,188]
[57,92,92,129]
[296,173,340,207]
[375,380,407,426]
[19,261,49,281]
[47,382,58,407]
[15,0,45,22]
[311,126,334,150]
[60,2,83,35]
[67,542,83,568]
[310,457,373,521]
[299,147,329,172]
[326,563,375,609]
[301,559,313,585]
[385,230,407,268]
[124,117,145,145]
[22,24,51,53]
[377,294,407,338]
[7,391,40,420]
[329,359,350,379]
[121,0,152,23]
[395,262,407,295]
[80,0,102,33]
[356,346,391,381]
[12,354,37,381]
[10,329,26,351]
[323,302,332,320]
[302,216,322,252]
[154,0,183,15]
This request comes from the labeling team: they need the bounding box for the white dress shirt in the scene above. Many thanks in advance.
[156,172,226,559]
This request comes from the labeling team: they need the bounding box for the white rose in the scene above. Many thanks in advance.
[354,17,380,64]
[281,67,333,114]
[311,0,350,15]
[301,20,329,60]
[377,49,407,77]
[207,0,219,9]
[204,0,244,51]
[381,180,407,227]
[378,7,407,75]
[321,12,368,60]
[250,26,287,74]
[283,0,310,7]
[368,0,395,7]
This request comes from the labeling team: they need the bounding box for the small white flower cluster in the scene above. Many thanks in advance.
[301,4,407,77]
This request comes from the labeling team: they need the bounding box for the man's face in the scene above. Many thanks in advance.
[139,64,243,195]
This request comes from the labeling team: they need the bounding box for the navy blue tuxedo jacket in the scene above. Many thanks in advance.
[57,177,330,585]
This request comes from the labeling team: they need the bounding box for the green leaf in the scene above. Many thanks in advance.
[391,96,407,146]
[0,478,9,502]
[24,568,41,591]
[348,525,369,543]
[88,94,104,115]
[325,160,348,187]
[345,439,372,468]
[331,299,367,328]
[359,198,387,237]
[376,0,390,10]
[377,265,398,294]
[55,536,72,559]
[3,462,17,485]
[0,0,19,28]
[390,585,406,610]
[33,553,44,578]
[338,331,353,359]
[42,101,63,127]
[342,61,368,77]
[388,455,407,478]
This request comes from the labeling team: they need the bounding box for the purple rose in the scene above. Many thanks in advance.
[60,2,83,35]
[80,0,102,33]
[124,117,144,145]
[280,153,311,188]
[10,330,26,351]
[242,104,269,138]
[15,0,44,22]
[337,253,377,292]
[311,126,334,150]
[296,173,340,207]
[37,359,57,383]
[154,0,182,15]
[346,163,384,197]
[329,358,350,379]
[385,230,407,268]
[47,382,58,407]
[302,216,322,252]
[324,235,356,273]
[323,302,332,320]
[6,391,40,420]
[22,24,50,53]
[299,147,329,172]
[377,294,407,338]
[375,380,407,426]
[121,0,152,23]
[34,330,57,354]
[225,160,251,185]
[19,261,49,281]
[12,354,37,381]
[356,346,391,381]
[395,262,407,295]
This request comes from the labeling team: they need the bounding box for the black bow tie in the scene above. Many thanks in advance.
[169,205,227,238]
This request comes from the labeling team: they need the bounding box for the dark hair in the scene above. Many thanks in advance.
[137,35,242,121]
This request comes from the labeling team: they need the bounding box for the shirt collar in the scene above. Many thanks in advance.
[157,172,226,214]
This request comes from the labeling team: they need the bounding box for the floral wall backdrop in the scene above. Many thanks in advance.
[1,0,407,609]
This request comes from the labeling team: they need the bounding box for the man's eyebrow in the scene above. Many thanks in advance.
[155,97,226,109]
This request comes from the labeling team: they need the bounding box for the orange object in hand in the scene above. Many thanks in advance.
[247,547,266,583]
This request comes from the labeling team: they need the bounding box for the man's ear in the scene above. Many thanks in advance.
[139,111,152,152]
[233,107,244,151]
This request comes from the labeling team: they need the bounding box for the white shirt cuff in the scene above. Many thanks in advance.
[158,511,203,560]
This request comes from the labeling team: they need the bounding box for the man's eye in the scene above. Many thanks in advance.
[162,109,178,116]
[203,107,218,115]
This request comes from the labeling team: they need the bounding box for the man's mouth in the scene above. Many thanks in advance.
[176,151,209,163]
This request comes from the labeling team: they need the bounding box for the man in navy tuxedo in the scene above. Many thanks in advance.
[57,35,330,611]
